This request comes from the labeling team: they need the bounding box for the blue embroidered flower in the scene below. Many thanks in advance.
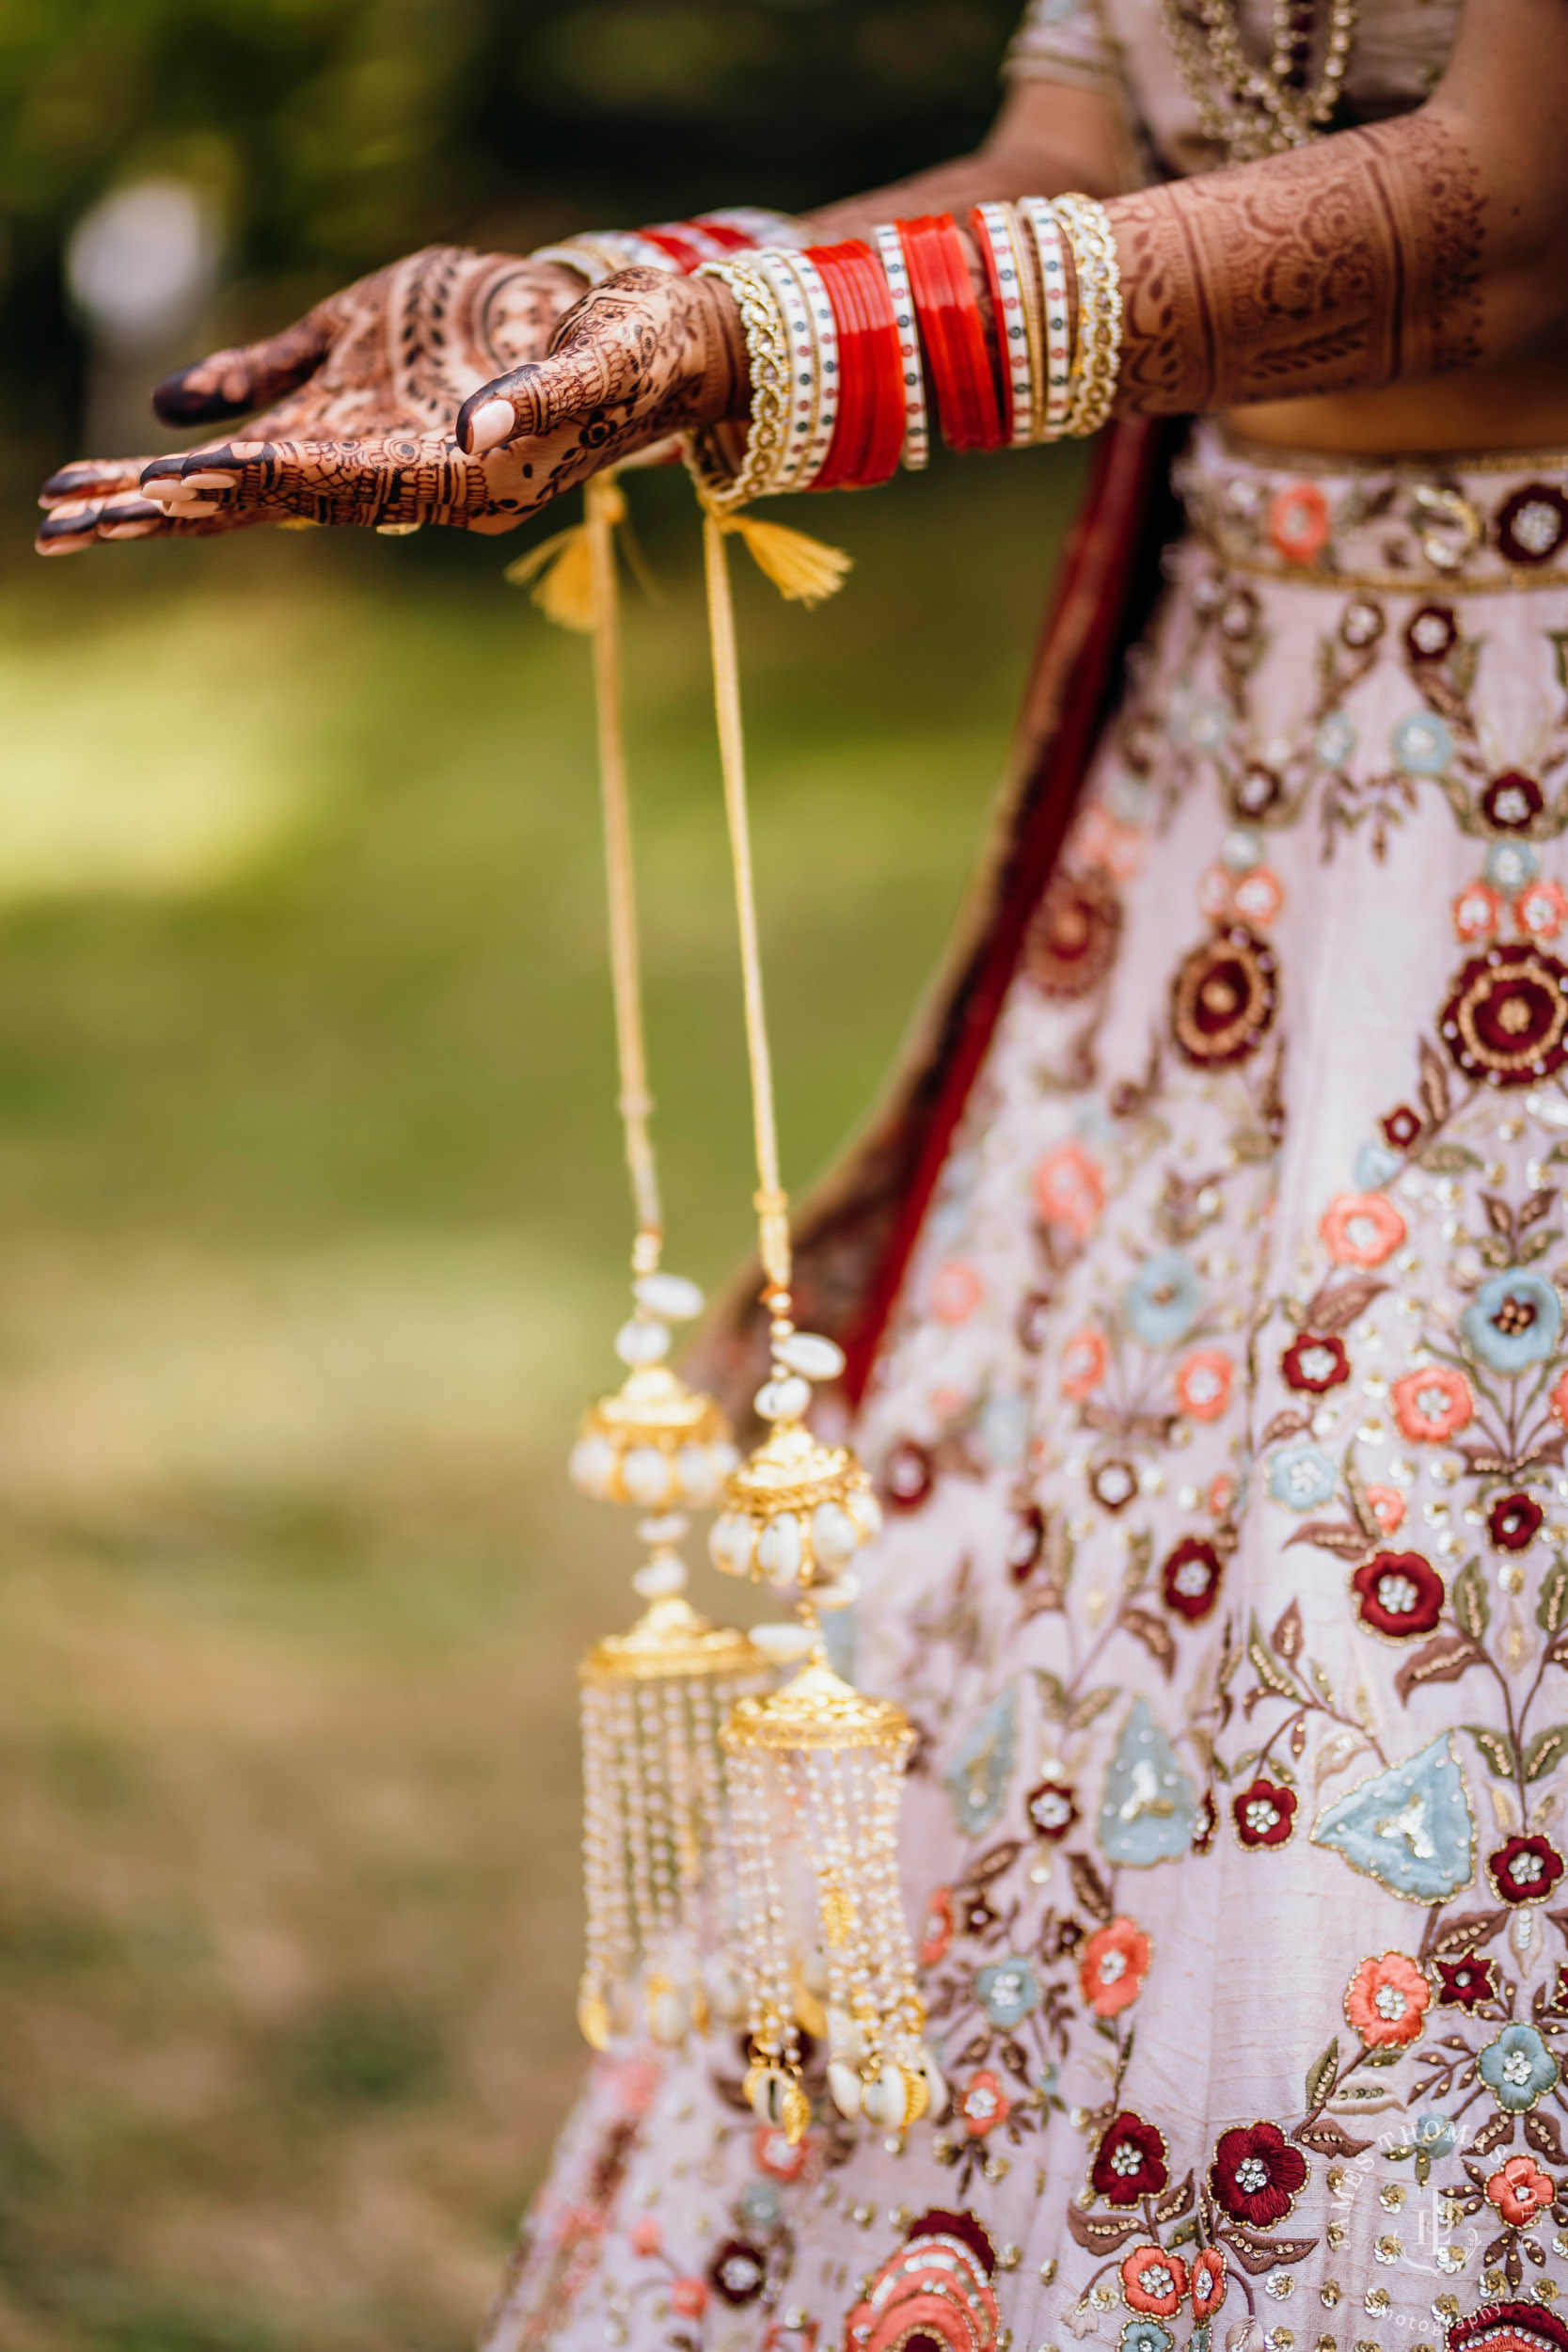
[1315,711,1356,769]
[738,2180,784,2232]
[1392,711,1452,775]
[1267,1441,1338,1512]
[975,1956,1040,2029]
[1463,1267,1562,1374]
[1311,1734,1475,1903]
[943,1683,1017,1836]
[1120,2322,1174,2352]
[1125,1249,1202,1348]
[1100,1698,1198,1867]
[980,1390,1028,1469]
[1354,1139,1401,1191]
[1414,2112,1455,2156]
[1485,838,1542,892]
[1479,2022,1560,2111]
[1189,2328,1212,2352]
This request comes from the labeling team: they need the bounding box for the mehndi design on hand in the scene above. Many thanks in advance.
[36,245,583,554]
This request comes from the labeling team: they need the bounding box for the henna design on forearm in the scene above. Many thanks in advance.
[1109,116,1484,416]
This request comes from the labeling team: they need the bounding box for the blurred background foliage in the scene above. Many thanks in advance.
[0,4,1085,2349]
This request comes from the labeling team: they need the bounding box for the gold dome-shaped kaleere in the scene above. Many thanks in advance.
[525,472,766,2058]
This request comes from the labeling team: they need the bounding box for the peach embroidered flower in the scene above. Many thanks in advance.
[919,1887,954,1968]
[957,2069,1010,2138]
[1365,1483,1406,1534]
[753,2123,808,2182]
[1079,1915,1153,2019]
[1231,866,1285,928]
[1198,863,1234,920]
[1208,1471,1236,1518]
[671,2279,709,2319]
[1268,480,1331,565]
[1176,1347,1233,1422]
[1191,2248,1228,2319]
[1120,2246,1189,2317]
[1076,804,1144,882]
[1485,2152,1556,2225]
[1553,1368,1568,1431]
[1320,1191,1406,1267]
[1033,1142,1105,1239]
[931,1260,984,1324]
[631,2215,663,2258]
[1453,881,1505,944]
[1343,1950,1432,2048]
[1062,1327,1108,1400]
[1519,879,1568,943]
[1392,1362,1475,1443]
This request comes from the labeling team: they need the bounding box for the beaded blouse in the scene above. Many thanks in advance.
[1006,0,1464,180]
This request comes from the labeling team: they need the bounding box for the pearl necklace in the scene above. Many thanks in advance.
[1161,0,1360,164]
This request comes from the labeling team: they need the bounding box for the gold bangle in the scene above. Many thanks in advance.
[688,259,792,513]
[1054,194,1123,438]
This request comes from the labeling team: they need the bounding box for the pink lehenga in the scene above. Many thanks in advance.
[480,411,1568,2352]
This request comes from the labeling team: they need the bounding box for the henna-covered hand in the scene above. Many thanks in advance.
[36,245,583,554]
[121,267,747,539]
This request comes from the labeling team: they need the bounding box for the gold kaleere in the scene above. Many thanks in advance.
[517,473,767,2054]
[692,489,942,2146]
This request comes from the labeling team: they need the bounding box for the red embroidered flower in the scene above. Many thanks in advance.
[1484,772,1544,832]
[1025,866,1123,999]
[1191,2248,1227,2320]
[1281,1331,1350,1393]
[1090,2112,1169,2206]
[1437,1952,1499,2009]
[1025,1780,1079,1842]
[843,2212,1001,2352]
[1382,1104,1424,1151]
[1119,2246,1188,2317]
[957,2070,1010,2138]
[1486,2153,1557,2227]
[1176,1348,1233,1422]
[930,1260,983,1324]
[1519,880,1568,943]
[1162,1535,1224,1623]
[1367,1485,1405,1534]
[1392,1363,1474,1443]
[1034,1142,1105,1240]
[919,1887,955,1967]
[671,2278,709,2320]
[1497,484,1568,566]
[709,2240,768,2306]
[1489,1491,1544,1551]
[1320,1191,1405,1267]
[1442,943,1568,1088]
[1232,1777,1297,1849]
[1090,1458,1138,1513]
[1489,1835,1567,1906]
[1268,480,1331,565]
[753,2122,808,2182]
[1446,2302,1568,2352]
[1062,1327,1108,1400]
[1405,603,1457,663]
[884,1440,934,1512]
[1209,2121,1307,2228]
[1351,1549,1445,1639]
[1079,1916,1152,2019]
[1234,762,1285,819]
[1172,926,1277,1066]
[1454,882,1506,945]
[1344,1950,1432,2048]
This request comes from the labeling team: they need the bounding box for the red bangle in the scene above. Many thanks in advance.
[639,227,714,274]
[895,214,1004,453]
[968,204,1020,444]
[806,242,905,490]
[687,216,754,253]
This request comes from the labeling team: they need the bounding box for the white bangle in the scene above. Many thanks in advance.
[781,251,840,490]
[1015,199,1073,439]
[871,224,929,472]
[753,253,818,492]
[973,202,1035,449]
[531,230,676,285]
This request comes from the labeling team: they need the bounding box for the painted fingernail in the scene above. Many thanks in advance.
[165,493,219,514]
[466,397,515,454]
[177,469,237,491]
[41,465,105,501]
[35,518,92,552]
[152,368,236,425]
[41,497,93,522]
[101,519,160,539]
[140,464,186,499]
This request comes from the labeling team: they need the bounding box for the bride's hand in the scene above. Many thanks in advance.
[105,267,746,543]
[35,246,584,554]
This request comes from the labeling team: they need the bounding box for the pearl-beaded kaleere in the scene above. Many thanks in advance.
[707,1325,883,1595]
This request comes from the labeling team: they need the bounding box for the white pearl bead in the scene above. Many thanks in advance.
[633,1271,705,1320]
[749,1621,814,1663]
[621,1445,673,1508]
[918,2043,950,2122]
[815,1573,859,1613]
[615,1317,671,1366]
[568,1433,617,1499]
[649,1985,690,2046]
[632,1556,686,1599]
[826,2004,864,2060]
[811,1500,860,1566]
[847,1487,883,1542]
[754,1374,812,1422]
[756,1512,803,1586]
[675,1442,723,1507]
[775,1330,845,1380]
[708,1513,753,1576]
[827,2059,863,2121]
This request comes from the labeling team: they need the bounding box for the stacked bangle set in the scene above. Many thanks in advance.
[532,208,809,284]
[689,197,1122,511]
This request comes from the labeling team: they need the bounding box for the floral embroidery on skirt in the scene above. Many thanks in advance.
[481,425,1568,2352]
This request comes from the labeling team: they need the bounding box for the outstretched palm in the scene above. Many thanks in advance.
[36,246,582,553]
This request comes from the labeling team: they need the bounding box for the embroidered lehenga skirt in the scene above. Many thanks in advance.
[483,423,1568,2352]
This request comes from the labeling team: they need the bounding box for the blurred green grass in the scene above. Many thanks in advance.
[0,443,1082,2352]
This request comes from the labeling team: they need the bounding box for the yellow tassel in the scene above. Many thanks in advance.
[718,512,852,608]
[504,480,633,634]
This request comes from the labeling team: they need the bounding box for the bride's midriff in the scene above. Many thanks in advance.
[1227,345,1568,456]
